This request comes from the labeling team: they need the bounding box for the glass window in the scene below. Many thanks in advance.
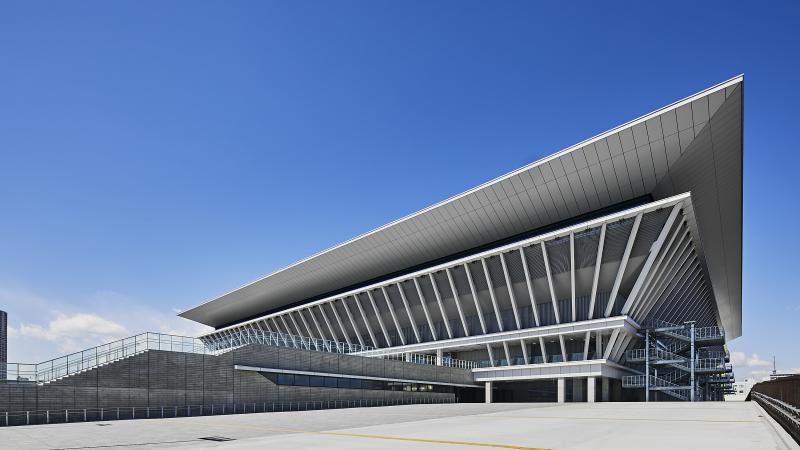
[325,377,338,388]
[294,375,309,386]
[309,376,325,387]
[277,374,294,385]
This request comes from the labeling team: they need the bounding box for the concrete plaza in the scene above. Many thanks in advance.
[1,402,796,450]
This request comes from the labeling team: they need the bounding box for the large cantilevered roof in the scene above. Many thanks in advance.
[180,76,743,338]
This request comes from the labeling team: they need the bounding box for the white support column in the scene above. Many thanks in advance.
[573,378,584,402]
[485,381,493,403]
[428,274,453,339]
[595,331,603,359]
[557,378,566,403]
[486,344,495,367]
[480,259,505,332]
[329,301,353,346]
[413,278,438,341]
[587,224,606,320]
[436,348,443,366]
[307,306,327,342]
[621,204,682,315]
[269,318,284,335]
[446,268,470,336]
[558,334,568,362]
[604,213,642,317]
[587,377,596,403]
[279,316,294,336]
[583,331,591,360]
[502,341,512,366]
[397,283,422,343]
[602,377,610,402]
[500,253,522,329]
[354,293,379,348]
[541,242,561,324]
[288,314,303,339]
[570,232,576,322]
[367,291,392,347]
[519,247,541,326]
[381,286,406,346]
[538,336,548,363]
[630,221,687,318]
[602,329,620,360]
[520,339,529,365]
[317,304,340,344]
[341,297,366,347]
[465,264,488,334]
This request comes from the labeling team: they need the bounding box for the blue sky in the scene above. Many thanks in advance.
[1,1,798,380]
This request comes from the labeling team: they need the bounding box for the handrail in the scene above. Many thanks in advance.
[5,329,477,384]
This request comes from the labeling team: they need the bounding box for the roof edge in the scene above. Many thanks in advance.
[179,75,744,320]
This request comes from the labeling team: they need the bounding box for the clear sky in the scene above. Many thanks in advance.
[1,1,798,381]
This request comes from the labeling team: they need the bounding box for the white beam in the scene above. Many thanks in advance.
[428,274,453,339]
[604,213,642,318]
[354,293,379,348]
[602,328,620,360]
[367,290,392,347]
[464,263,488,334]
[621,204,682,315]
[538,336,548,362]
[317,304,340,344]
[328,301,352,346]
[558,334,568,362]
[587,224,606,320]
[486,344,495,367]
[500,252,522,329]
[520,338,529,364]
[381,286,406,346]
[413,278,438,341]
[341,296,366,347]
[446,268,470,336]
[541,241,561,324]
[570,232,576,322]
[396,283,422,343]
[481,259,505,332]
[583,331,591,360]
[502,341,512,366]
[307,307,327,341]
[519,246,541,327]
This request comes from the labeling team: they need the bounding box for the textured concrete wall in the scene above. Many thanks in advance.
[0,344,474,421]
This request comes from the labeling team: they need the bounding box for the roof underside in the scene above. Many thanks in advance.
[180,76,743,338]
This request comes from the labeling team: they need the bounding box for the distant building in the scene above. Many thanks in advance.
[0,310,6,381]
[726,378,757,401]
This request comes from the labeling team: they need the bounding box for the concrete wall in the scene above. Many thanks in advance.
[0,344,474,424]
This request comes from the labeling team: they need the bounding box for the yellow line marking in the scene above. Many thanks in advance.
[267,426,550,449]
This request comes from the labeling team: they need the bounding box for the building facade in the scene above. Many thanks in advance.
[181,76,744,403]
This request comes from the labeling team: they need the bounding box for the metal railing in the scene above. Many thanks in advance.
[750,391,800,443]
[0,397,458,427]
[5,333,205,384]
[5,329,478,385]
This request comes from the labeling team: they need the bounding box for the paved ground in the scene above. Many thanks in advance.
[1,402,797,450]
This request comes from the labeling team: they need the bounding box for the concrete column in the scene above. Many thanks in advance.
[405,352,412,362]
[601,377,610,402]
[572,378,584,402]
[557,378,565,403]
[485,382,493,403]
[587,376,596,403]
[436,348,443,366]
